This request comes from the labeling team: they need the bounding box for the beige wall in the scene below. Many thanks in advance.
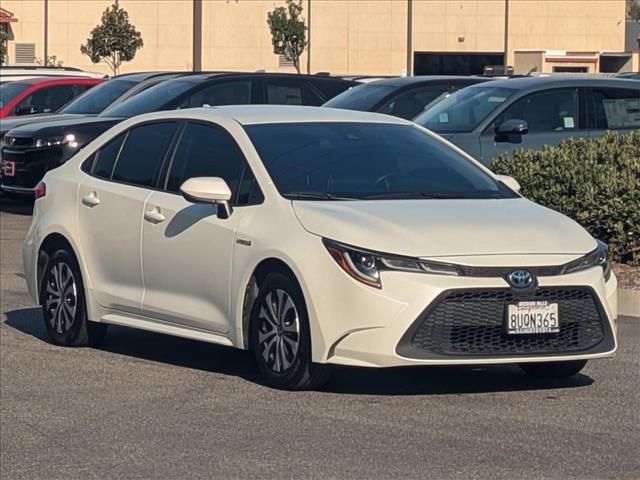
[412,1,505,54]
[1,0,633,76]
[3,0,193,74]
[506,0,627,66]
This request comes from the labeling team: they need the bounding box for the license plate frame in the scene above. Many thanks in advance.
[505,300,559,335]
[1,161,15,177]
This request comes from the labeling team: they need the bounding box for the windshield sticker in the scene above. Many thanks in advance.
[563,117,575,129]
[439,112,449,123]
[488,96,507,103]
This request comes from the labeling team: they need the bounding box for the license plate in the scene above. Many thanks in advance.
[1,161,15,177]
[506,301,559,335]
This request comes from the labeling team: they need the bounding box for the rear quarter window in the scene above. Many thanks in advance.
[592,88,640,129]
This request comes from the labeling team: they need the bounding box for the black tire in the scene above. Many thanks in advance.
[519,360,587,379]
[249,272,331,390]
[40,248,107,347]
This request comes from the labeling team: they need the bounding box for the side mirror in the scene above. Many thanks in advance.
[495,118,528,136]
[15,105,39,116]
[495,174,521,193]
[180,177,233,218]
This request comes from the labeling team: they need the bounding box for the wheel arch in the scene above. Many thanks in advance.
[36,232,82,301]
[239,257,307,350]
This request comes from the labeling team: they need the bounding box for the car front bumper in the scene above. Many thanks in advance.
[300,247,617,368]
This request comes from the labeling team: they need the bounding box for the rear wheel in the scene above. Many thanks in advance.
[40,248,107,347]
[249,272,331,390]
[519,360,587,379]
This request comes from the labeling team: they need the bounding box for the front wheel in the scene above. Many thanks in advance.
[249,272,331,390]
[519,360,587,379]
[40,248,107,347]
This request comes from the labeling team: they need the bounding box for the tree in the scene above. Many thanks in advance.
[37,55,64,67]
[80,0,143,75]
[267,0,307,74]
[0,29,7,65]
[628,0,640,21]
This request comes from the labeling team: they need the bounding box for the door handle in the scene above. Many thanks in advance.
[81,192,100,207]
[144,208,166,224]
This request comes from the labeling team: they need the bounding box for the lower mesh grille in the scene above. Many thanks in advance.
[407,288,607,357]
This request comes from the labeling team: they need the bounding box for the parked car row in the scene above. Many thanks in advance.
[1,69,638,196]
[0,72,358,195]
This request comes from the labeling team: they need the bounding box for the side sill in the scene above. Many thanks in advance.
[100,313,235,348]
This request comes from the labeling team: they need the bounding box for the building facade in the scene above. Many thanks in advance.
[1,0,638,76]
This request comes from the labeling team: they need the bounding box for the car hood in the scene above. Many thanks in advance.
[6,116,122,137]
[292,198,596,258]
[0,113,90,136]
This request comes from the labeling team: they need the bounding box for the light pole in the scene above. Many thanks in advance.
[192,0,202,71]
[44,0,48,65]
[306,0,311,74]
[406,0,413,76]
[503,0,510,67]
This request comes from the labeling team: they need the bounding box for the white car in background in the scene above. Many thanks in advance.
[0,66,106,83]
[23,106,618,390]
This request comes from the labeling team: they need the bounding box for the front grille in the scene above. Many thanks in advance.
[400,288,610,359]
[1,147,64,189]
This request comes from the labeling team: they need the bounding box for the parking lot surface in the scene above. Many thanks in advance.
[1,199,639,480]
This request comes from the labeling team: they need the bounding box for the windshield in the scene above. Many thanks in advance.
[0,82,29,109]
[99,79,195,118]
[61,78,137,114]
[414,86,516,133]
[245,122,515,200]
[323,84,394,111]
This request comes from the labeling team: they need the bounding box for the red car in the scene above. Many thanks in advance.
[0,77,103,118]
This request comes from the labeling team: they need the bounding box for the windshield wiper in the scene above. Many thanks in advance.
[283,191,358,201]
[362,191,502,200]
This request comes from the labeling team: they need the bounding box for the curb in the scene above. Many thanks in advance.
[619,288,640,318]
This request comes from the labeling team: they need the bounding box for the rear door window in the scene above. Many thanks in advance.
[264,79,323,106]
[181,81,252,107]
[17,85,77,113]
[496,89,580,133]
[591,88,640,129]
[91,133,126,179]
[112,122,177,188]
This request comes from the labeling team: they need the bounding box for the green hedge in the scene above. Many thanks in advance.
[491,131,640,265]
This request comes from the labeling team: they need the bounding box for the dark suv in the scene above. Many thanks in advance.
[0,72,193,139]
[1,73,356,195]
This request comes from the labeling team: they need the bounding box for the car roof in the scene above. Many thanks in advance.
[175,72,355,84]
[6,76,102,85]
[129,105,411,126]
[364,75,493,87]
[464,75,640,91]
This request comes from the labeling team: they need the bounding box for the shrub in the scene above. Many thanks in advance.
[491,131,640,265]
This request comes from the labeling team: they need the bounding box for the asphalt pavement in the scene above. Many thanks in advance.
[1,198,639,480]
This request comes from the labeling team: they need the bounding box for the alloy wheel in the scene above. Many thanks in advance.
[258,289,300,373]
[44,262,78,335]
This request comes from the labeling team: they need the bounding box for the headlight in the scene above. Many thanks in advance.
[562,240,611,280]
[34,134,78,148]
[323,239,462,289]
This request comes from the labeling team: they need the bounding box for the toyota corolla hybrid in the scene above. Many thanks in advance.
[23,106,617,390]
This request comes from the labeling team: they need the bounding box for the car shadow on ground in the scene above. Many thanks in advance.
[0,196,34,215]
[4,307,594,395]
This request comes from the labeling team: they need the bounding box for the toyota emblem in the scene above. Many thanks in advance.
[508,270,534,289]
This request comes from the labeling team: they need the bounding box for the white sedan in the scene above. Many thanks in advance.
[23,105,618,389]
